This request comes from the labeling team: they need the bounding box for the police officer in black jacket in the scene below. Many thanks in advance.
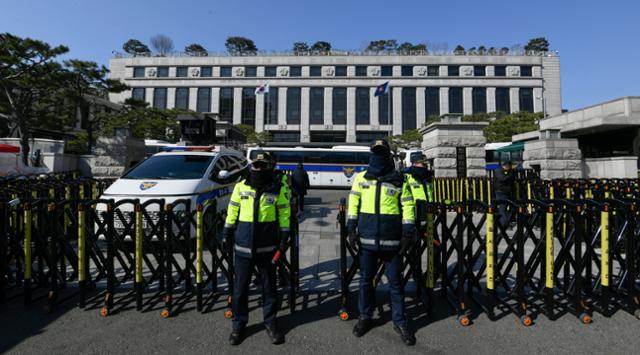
[493,160,515,226]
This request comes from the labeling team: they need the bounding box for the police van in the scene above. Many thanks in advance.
[98,145,248,237]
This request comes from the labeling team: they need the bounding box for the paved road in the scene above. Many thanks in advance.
[1,189,639,354]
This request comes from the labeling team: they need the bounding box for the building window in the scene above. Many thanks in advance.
[131,88,145,102]
[332,88,347,124]
[448,87,463,114]
[472,88,487,114]
[378,89,393,125]
[520,66,532,77]
[381,65,393,77]
[133,67,145,78]
[425,87,440,119]
[474,66,486,77]
[335,66,347,77]
[196,88,211,113]
[264,66,277,77]
[157,67,169,77]
[272,131,300,142]
[494,65,506,77]
[401,65,413,77]
[264,88,278,124]
[402,87,416,130]
[287,87,301,124]
[219,87,233,120]
[176,66,188,77]
[427,66,439,77]
[153,88,167,109]
[448,66,459,76]
[245,66,257,77]
[495,88,510,114]
[201,67,212,77]
[356,132,387,143]
[175,88,189,109]
[309,87,324,124]
[355,66,367,77]
[309,66,322,77]
[290,66,302,77]
[310,131,346,143]
[356,87,370,125]
[241,88,256,126]
[220,66,232,77]
[519,88,534,112]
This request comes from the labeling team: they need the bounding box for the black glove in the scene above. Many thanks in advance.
[399,231,417,255]
[279,231,290,251]
[222,227,234,250]
[348,229,359,252]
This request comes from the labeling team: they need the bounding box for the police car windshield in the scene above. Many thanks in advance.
[123,154,215,180]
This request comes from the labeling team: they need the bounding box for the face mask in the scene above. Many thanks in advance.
[366,152,394,178]
[250,169,273,189]
[410,166,428,180]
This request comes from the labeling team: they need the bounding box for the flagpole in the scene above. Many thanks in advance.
[387,85,391,139]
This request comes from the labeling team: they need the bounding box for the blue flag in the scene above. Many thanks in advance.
[374,81,390,97]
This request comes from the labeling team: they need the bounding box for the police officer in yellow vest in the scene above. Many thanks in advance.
[223,152,290,345]
[405,152,434,203]
[347,139,417,346]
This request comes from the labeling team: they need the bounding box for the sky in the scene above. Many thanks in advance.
[1,0,638,110]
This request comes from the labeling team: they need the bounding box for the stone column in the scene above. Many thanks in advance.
[324,87,333,126]
[233,87,242,125]
[145,88,154,106]
[211,88,220,115]
[166,88,176,109]
[510,87,520,113]
[416,87,426,129]
[255,93,265,132]
[486,87,496,113]
[278,87,287,126]
[370,87,379,127]
[439,87,449,115]
[346,87,356,143]
[523,139,583,179]
[301,87,311,142]
[463,87,472,115]
[188,87,198,111]
[393,87,403,135]
[533,87,543,113]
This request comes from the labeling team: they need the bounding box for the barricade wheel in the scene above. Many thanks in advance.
[339,310,349,321]
[100,307,109,317]
[227,296,232,305]
[634,309,640,320]
[521,315,532,327]
[580,313,592,324]
[161,308,170,318]
[224,309,233,319]
[459,316,470,327]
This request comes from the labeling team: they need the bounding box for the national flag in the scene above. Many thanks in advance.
[374,81,390,97]
[255,83,269,95]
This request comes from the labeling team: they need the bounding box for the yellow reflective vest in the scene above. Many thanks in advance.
[406,173,434,202]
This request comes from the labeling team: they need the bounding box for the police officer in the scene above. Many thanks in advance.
[493,160,515,226]
[347,139,417,346]
[405,152,434,203]
[223,152,290,345]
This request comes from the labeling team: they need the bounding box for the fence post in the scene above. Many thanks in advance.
[600,203,610,315]
[135,203,143,311]
[196,204,204,312]
[485,205,495,319]
[78,204,87,308]
[23,203,32,305]
[545,204,555,319]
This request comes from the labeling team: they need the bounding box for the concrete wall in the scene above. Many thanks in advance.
[523,139,583,179]
[41,153,79,172]
[540,96,640,133]
[90,137,145,178]
[583,157,638,179]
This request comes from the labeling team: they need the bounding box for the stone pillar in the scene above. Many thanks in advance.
[369,87,379,127]
[255,93,265,132]
[301,87,310,142]
[324,87,333,126]
[510,87,520,113]
[278,87,287,126]
[211,88,220,114]
[166,88,176,109]
[523,139,583,179]
[533,87,543,113]
[188,87,198,111]
[346,87,356,143]
[486,87,496,113]
[462,87,472,115]
[416,87,426,129]
[145,88,154,106]
[439,87,449,115]
[233,87,242,125]
[393,87,402,135]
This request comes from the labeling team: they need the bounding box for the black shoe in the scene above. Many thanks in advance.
[265,323,285,344]
[352,318,372,337]
[393,324,416,346]
[229,328,245,346]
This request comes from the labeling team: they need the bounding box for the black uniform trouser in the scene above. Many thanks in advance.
[232,253,278,331]
[495,192,510,227]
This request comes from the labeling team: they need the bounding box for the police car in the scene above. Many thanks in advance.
[98,145,247,237]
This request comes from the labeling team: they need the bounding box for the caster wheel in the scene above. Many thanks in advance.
[100,307,109,317]
[580,313,592,324]
[339,310,349,321]
[521,315,532,326]
[460,316,470,327]
[224,309,233,319]
[227,296,232,305]
[633,309,640,320]
[160,308,170,318]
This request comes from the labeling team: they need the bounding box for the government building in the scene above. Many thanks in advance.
[108,52,561,143]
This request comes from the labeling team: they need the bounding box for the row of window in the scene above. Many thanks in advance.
[133,86,535,127]
[132,65,535,78]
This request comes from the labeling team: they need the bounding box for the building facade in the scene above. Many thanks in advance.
[108,53,561,143]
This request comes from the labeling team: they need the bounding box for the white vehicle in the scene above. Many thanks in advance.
[399,149,429,170]
[98,146,247,236]
[247,146,370,188]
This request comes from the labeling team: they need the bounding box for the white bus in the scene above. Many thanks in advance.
[247,146,370,188]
